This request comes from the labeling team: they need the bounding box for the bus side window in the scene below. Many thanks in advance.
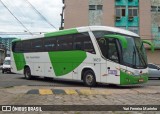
[108,39,119,63]
[57,35,73,51]
[12,42,22,53]
[32,39,43,52]
[74,33,96,54]
[21,41,31,53]
[44,38,56,51]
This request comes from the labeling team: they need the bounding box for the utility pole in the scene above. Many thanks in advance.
[60,0,65,30]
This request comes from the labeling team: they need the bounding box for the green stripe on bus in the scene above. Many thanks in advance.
[44,28,78,37]
[48,51,87,76]
[13,53,26,71]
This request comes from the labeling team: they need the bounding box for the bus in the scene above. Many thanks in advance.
[11,26,154,86]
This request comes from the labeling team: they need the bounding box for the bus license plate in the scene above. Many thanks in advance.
[139,79,144,82]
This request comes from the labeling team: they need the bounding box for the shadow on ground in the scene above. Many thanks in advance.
[16,76,146,89]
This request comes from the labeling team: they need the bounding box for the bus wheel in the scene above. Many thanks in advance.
[83,70,96,87]
[24,67,32,80]
[2,70,4,74]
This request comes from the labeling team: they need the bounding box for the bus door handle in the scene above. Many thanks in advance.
[107,67,110,70]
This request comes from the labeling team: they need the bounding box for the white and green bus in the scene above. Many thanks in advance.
[11,26,154,86]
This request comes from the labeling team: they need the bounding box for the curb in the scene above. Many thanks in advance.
[27,89,111,95]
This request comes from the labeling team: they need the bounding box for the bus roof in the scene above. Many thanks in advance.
[14,26,139,42]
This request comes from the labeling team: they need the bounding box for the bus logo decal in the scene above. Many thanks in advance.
[108,70,117,75]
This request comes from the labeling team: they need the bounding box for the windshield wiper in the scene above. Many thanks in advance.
[135,46,147,67]
[132,47,136,67]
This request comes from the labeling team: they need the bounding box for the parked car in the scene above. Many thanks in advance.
[2,57,11,74]
[148,63,160,79]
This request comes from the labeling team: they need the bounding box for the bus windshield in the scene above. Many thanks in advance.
[93,31,147,69]
[122,36,147,69]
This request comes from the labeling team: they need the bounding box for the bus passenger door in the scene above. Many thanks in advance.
[106,39,120,84]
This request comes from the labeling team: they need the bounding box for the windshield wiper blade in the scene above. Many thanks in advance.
[135,46,147,66]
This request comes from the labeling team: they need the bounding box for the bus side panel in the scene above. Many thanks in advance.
[106,61,120,84]
[77,53,101,83]
[48,51,87,79]
[11,52,25,74]
[24,52,54,77]
[100,62,107,83]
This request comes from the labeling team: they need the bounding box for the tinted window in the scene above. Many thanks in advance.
[21,40,31,52]
[108,39,119,63]
[32,39,43,52]
[44,38,56,51]
[12,42,22,53]
[74,33,95,54]
[57,35,73,51]
[148,64,158,69]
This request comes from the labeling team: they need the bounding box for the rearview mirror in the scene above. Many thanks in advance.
[104,35,128,48]
[142,40,154,52]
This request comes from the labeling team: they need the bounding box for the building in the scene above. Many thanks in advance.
[0,43,6,64]
[0,37,16,51]
[62,0,160,64]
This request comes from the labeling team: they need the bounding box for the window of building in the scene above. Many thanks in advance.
[89,5,103,10]
[97,5,103,10]
[89,5,96,10]
[158,6,160,12]
[116,7,126,17]
[151,6,157,12]
[158,27,160,32]
[128,7,138,17]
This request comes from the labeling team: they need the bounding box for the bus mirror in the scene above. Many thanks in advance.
[104,35,127,48]
[142,40,154,52]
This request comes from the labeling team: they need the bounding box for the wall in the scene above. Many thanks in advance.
[139,0,152,40]
[64,0,89,29]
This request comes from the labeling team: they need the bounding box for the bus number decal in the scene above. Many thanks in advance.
[93,58,101,62]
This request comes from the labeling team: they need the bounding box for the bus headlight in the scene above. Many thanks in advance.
[126,71,133,75]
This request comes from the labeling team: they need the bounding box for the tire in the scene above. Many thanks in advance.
[83,70,96,87]
[2,70,4,74]
[24,67,32,80]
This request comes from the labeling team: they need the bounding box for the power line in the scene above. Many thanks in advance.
[24,0,57,30]
[0,0,33,35]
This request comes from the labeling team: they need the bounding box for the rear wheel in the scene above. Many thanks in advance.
[83,70,96,87]
[24,67,32,80]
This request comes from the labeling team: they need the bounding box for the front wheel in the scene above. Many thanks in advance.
[83,70,96,87]
[24,67,32,80]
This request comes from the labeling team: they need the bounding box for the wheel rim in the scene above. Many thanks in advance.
[86,73,93,85]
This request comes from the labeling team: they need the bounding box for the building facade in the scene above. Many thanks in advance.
[0,37,16,51]
[62,0,160,64]
[0,43,6,64]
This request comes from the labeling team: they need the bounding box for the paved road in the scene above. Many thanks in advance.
[0,72,159,88]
